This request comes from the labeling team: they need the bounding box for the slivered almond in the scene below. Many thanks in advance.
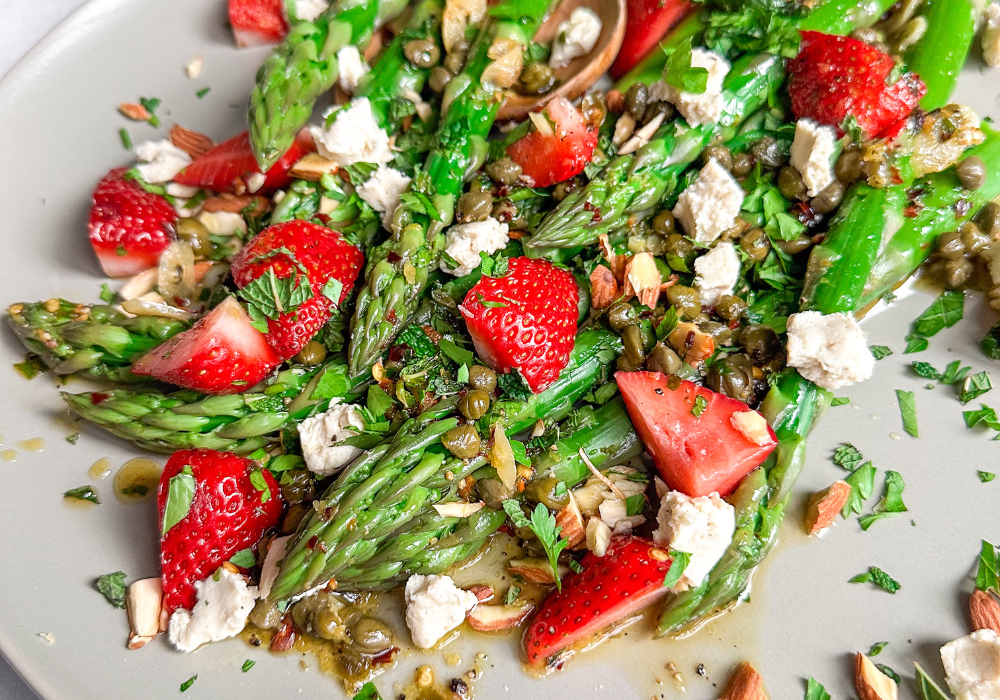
[433,502,484,518]
[490,422,516,489]
[202,193,268,216]
[507,558,568,585]
[119,268,158,301]
[126,577,163,650]
[590,264,619,310]
[555,494,585,547]
[119,102,151,121]
[270,618,296,652]
[585,517,611,556]
[719,662,766,700]
[169,124,214,159]
[289,153,340,181]
[466,584,495,602]
[667,322,715,364]
[855,652,898,700]
[731,410,773,446]
[466,602,534,631]
[482,38,524,90]
[804,480,852,535]
[971,589,1000,635]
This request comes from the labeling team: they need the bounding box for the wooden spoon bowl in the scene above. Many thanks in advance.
[497,0,626,120]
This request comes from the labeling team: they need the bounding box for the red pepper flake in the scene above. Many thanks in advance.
[386,309,398,324]
[91,392,109,405]
[903,202,925,218]
[386,251,402,264]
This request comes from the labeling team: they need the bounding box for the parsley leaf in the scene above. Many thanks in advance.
[841,462,877,518]
[249,468,271,504]
[895,389,918,437]
[804,677,831,700]
[859,470,907,530]
[961,371,992,404]
[663,38,710,93]
[351,682,382,700]
[850,566,901,593]
[870,345,892,360]
[118,128,132,150]
[832,442,864,471]
[504,585,521,605]
[529,502,570,591]
[95,572,127,609]
[663,551,690,588]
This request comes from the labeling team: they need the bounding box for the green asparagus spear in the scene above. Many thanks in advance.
[7,300,187,383]
[903,0,980,110]
[249,0,409,170]
[346,0,555,377]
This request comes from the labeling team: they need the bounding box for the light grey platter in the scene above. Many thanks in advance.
[1,1,999,698]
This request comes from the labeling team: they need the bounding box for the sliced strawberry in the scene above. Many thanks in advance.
[505,98,598,188]
[610,0,694,79]
[522,536,673,667]
[229,0,288,47]
[131,297,282,394]
[788,31,925,139]
[173,129,314,195]
[230,220,364,359]
[157,448,282,612]
[460,257,579,393]
[615,372,776,498]
[88,168,177,278]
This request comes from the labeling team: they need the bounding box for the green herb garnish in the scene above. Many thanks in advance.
[850,566,901,594]
[95,572,127,609]
[896,389,918,437]
[870,345,892,360]
[161,466,195,533]
[64,485,100,504]
[662,551,690,589]
[859,470,907,530]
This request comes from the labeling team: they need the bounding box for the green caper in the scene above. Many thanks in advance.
[699,320,732,346]
[616,354,643,372]
[776,235,813,256]
[731,152,755,178]
[313,605,347,641]
[491,199,518,223]
[835,149,864,183]
[811,180,845,214]
[553,179,579,201]
[522,476,570,510]
[944,257,973,288]
[664,232,695,268]
[404,38,440,68]
[429,65,452,93]
[706,353,754,404]
[456,192,493,223]
[937,229,967,260]
[974,202,1000,237]
[351,619,394,654]
[476,477,513,509]
[249,599,283,630]
[486,157,522,186]
[279,469,314,504]
[295,340,327,366]
[458,389,491,420]
[703,145,734,171]
[741,324,781,366]
[622,324,645,365]
[716,294,747,322]
[646,343,682,375]
[291,596,320,631]
[957,156,987,191]
[740,228,771,263]
[519,62,555,95]
[667,285,702,320]
[606,301,637,331]
[281,503,309,534]
[468,365,498,393]
[443,49,466,75]
[752,136,786,170]
[652,209,676,237]
[442,424,481,459]
[642,100,674,125]
[625,83,648,121]
[175,217,212,258]
[960,222,989,256]
[778,166,807,200]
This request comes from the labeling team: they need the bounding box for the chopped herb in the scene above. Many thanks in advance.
[438,338,474,368]
[196,87,211,99]
[960,371,992,404]
[161,467,195,533]
[841,462,877,518]
[497,370,533,401]
[964,403,1000,431]
[914,663,951,700]
[99,283,118,304]
[241,659,255,673]
[859,470,907,530]
[980,471,996,483]
[14,355,47,380]
[180,675,197,692]
[509,439,530,467]
[479,250,509,277]
[568,558,583,574]
[367,385,394,418]
[229,548,256,568]
[976,540,1000,594]
[504,585,521,605]
[850,566,901,594]
[95,572,127,609]
[895,389,918,437]
[456,363,470,384]
[475,292,507,309]
[832,442,864,471]
[625,494,646,517]
[663,38,710,93]
[352,682,383,700]
[321,278,343,308]
[118,128,132,150]
[662,551,690,589]
[64,485,100,504]
[310,365,350,400]
[238,269,313,332]
[66,432,79,445]
[503,500,569,590]
[831,397,850,406]
[870,345,893,360]
[691,394,708,417]
[941,360,971,385]
[904,290,964,353]
[876,664,901,685]
[911,361,941,379]
[804,677,831,700]
[868,641,889,656]
[267,455,304,473]
[656,306,679,341]
[249,468,271,503]
[983,323,1000,360]
[553,481,568,498]
[905,335,929,354]
[120,484,149,497]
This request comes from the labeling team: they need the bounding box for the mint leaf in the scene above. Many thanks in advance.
[877,664,901,684]
[438,338,474,368]
[940,360,971,385]
[983,323,1000,360]
[831,397,850,406]
[832,442,864,471]
[249,468,271,503]
[859,470,907,530]
[241,659,255,673]
[964,403,1000,431]
[161,468,196,533]
[961,371,992,404]
[896,389,918,437]
[229,548,256,568]
[663,38,710,93]
[850,566,901,593]
[914,663,952,700]
[180,675,197,693]
[625,494,646,516]
[64,485,100,505]
[691,394,708,417]
[842,462,876,518]
[663,551,690,588]
[911,361,941,380]
[913,290,965,338]
[95,572,127,609]
[870,345,892,360]
[804,677,831,700]
[980,471,996,483]
[310,365,350,400]
[976,540,1000,594]
[502,499,531,529]
[509,439,530,467]
[504,585,521,605]
[367,385,393,418]
[868,641,888,656]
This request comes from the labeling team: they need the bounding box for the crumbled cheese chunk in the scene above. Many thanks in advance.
[984,4,1000,67]
[440,217,509,276]
[185,56,203,79]
[659,49,730,127]
[295,0,329,21]
[942,629,1000,700]
[298,399,366,477]
[786,311,874,391]
[653,491,735,590]
[168,568,257,652]
[404,574,478,649]
[730,410,772,446]
[549,7,602,69]
[336,45,370,93]
[694,241,740,305]
[165,182,200,199]
[356,165,411,228]
[246,172,267,194]
[134,140,192,184]
[598,497,646,534]
[310,97,394,167]
[672,158,745,243]
[790,119,838,197]
[197,211,246,236]
[257,535,292,600]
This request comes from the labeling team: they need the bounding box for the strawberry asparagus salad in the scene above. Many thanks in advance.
[9,0,1000,693]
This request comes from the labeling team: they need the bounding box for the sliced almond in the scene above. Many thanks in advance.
[623,252,661,308]
[442,0,486,52]
[119,268,158,301]
[126,577,163,650]
[528,111,554,139]
[490,422,516,489]
[855,652,898,700]
[466,602,534,631]
[590,264,620,310]
[555,494,586,547]
[731,410,774,447]
[169,124,214,159]
[612,112,637,148]
[466,584,495,603]
[719,662,766,700]
[433,502,484,518]
[804,480,852,535]
[507,558,569,585]
[482,38,524,91]
[667,321,715,365]
[971,589,1000,635]
[585,517,612,557]
[288,153,340,181]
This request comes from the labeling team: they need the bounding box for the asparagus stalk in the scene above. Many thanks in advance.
[7,300,187,383]
[903,0,980,111]
[346,0,555,377]
[249,0,410,170]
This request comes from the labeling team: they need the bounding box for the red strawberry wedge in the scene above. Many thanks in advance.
[460,257,579,393]
[522,536,674,668]
[88,168,177,278]
[615,372,776,498]
[173,129,314,195]
[505,98,598,188]
[132,297,281,394]
[610,0,694,79]
[230,220,365,359]
[228,0,288,47]
[158,449,282,612]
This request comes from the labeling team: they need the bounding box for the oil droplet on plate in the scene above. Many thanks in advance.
[890,432,901,441]
[88,457,112,480]
[17,438,45,452]
[113,458,161,503]
[869,413,878,420]
[1,449,16,462]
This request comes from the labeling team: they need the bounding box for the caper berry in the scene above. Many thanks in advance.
[522,476,570,510]
[606,301,637,331]
[777,235,813,256]
[741,324,781,366]
[740,228,770,263]
[937,229,967,260]
[249,599,283,630]
[729,153,752,179]
[351,619,394,654]
[291,596,320,631]
[456,192,493,223]
[975,202,1000,237]
[666,285,701,320]
[960,222,989,256]
[716,294,747,322]
[429,66,452,93]
[476,477,513,509]
[646,343,682,375]
[652,209,676,237]
[835,149,864,183]
[279,469,314,504]
[519,62,555,95]
[957,156,987,191]
[625,83,648,121]
[468,365,498,393]
[486,157,522,186]
[703,145,733,171]
[175,217,212,258]
[616,354,643,372]
[281,503,309,534]
[458,389,491,420]
[443,49,466,75]
[313,606,347,641]
[706,353,754,404]
[944,257,973,288]
[752,136,787,170]
[442,424,481,459]
[404,39,440,68]
[811,180,845,214]
[553,179,579,201]
[699,320,732,346]
[663,232,695,267]
[295,340,327,366]
[778,166,807,200]
[622,324,645,365]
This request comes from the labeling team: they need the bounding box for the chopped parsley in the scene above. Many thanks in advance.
[982,323,1000,360]
[118,128,132,150]
[831,397,851,406]
[850,566,901,594]
[841,462,876,518]
[663,38,710,93]
[964,403,1000,433]
[960,371,992,404]
[904,290,964,354]
[870,345,893,360]
[179,675,197,692]
[502,500,569,591]
[504,585,521,605]
[241,659,255,673]
[249,468,271,503]
[980,471,996,483]
[139,96,162,128]
[196,87,211,99]
[99,283,118,304]
[859,470,907,530]
[352,682,383,700]
[691,394,709,417]
[64,485,100,505]
[662,551,690,588]
[95,572,127,609]
[895,389,918,437]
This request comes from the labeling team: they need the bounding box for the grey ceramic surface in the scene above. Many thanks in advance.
[1,1,1000,698]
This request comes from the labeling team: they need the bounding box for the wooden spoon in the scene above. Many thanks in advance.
[497,0,626,120]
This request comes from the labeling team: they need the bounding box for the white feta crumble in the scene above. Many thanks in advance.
[336,45,370,93]
[356,165,411,228]
[985,4,1000,67]
[659,48,730,127]
[549,7,603,69]
[440,217,509,276]
[672,158,745,243]
[246,172,267,194]
[786,311,874,391]
[694,241,740,305]
[790,119,838,197]
[298,399,366,477]
[165,182,200,199]
[310,98,393,167]
[167,568,258,653]
[197,211,247,236]
[134,140,192,184]
[294,0,329,21]
[257,535,292,600]
[942,629,1000,700]
[653,491,735,590]
[404,574,478,649]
